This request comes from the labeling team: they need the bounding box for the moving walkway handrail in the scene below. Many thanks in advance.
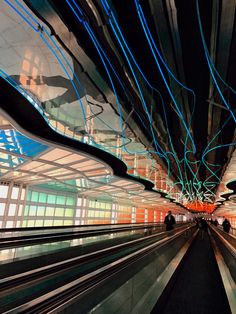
[0,222,186,237]
[210,226,236,258]
[0,222,166,233]
[0,223,187,248]
[2,225,193,314]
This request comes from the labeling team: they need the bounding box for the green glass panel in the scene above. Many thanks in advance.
[22,221,27,227]
[45,207,55,216]
[48,194,56,204]
[56,195,66,205]
[29,206,37,216]
[39,193,47,203]
[65,208,74,217]
[37,206,45,216]
[55,208,64,217]
[31,191,39,202]
[26,191,31,201]
[24,205,29,216]
[66,197,75,206]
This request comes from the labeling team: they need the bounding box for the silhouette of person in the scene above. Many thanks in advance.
[222,218,231,233]
[164,210,176,231]
[197,217,208,239]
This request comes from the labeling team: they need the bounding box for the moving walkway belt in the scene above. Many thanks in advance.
[152,231,232,314]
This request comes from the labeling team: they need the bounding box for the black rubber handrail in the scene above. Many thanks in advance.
[0,222,164,232]
[210,226,236,258]
[0,223,172,249]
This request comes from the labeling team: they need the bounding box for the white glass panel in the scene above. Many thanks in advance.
[8,204,17,216]
[6,221,14,228]
[53,220,63,226]
[11,187,19,199]
[0,185,8,198]
[55,208,64,217]
[45,207,55,216]
[0,203,5,216]
[37,206,45,216]
[44,220,53,226]
[35,220,43,227]
[21,188,26,200]
[18,205,23,216]
[77,198,82,207]
[76,209,81,217]
[27,220,35,227]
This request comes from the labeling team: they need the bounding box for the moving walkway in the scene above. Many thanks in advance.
[0,224,193,313]
[1,223,235,314]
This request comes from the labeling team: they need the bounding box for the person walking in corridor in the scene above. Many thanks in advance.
[222,218,231,233]
[164,210,176,231]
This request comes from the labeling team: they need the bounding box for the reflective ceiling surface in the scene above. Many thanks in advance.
[0,115,185,213]
[0,0,236,214]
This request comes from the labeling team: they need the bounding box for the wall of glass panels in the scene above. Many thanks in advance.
[0,181,177,228]
[84,199,112,224]
[115,204,132,224]
[22,188,78,227]
[78,201,136,225]
[0,182,26,228]
[148,210,154,223]
[136,208,145,223]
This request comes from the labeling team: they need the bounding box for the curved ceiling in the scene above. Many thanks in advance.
[0,113,186,213]
[0,0,236,213]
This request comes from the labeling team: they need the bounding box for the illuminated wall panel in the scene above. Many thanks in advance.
[0,181,171,227]
[81,199,112,224]
[116,205,132,224]
[148,210,154,223]
[0,182,26,228]
[22,188,77,227]
[136,208,145,222]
